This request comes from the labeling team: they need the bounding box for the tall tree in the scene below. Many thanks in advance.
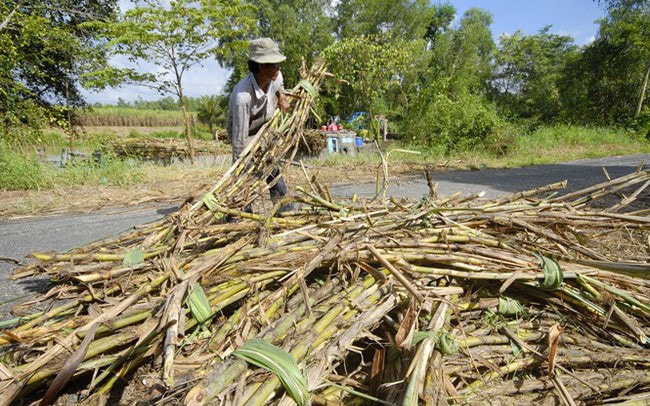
[85,0,255,163]
[334,0,434,41]
[559,4,649,124]
[0,0,116,136]
[404,7,503,150]
[596,0,648,11]
[424,3,455,47]
[491,27,578,121]
[249,0,334,88]
[421,7,495,101]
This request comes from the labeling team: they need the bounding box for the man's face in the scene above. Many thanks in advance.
[259,63,281,81]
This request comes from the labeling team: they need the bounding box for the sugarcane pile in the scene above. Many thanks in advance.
[1,60,649,406]
[110,138,228,162]
[297,129,327,157]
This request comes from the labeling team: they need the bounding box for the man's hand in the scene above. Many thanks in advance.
[277,92,290,113]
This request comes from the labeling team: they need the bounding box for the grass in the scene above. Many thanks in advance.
[77,107,188,127]
[127,128,216,141]
[53,154,146,187]
[5,124,646,192]
[402,124,650,169]
[0,141,146,191]
[0,141,51,190]
[507,125,649,165]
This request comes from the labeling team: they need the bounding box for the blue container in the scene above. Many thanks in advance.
[355,137,363,147]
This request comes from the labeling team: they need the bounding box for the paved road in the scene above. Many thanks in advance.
[333,154,650,199]
[1,154,648,317]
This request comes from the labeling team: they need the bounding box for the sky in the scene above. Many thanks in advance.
[82,0,608,105]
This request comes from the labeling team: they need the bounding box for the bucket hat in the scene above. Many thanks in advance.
[248,38,286,64]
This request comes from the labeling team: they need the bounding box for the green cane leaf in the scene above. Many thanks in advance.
[122,247,145,267]
[234,339,309,406]
[534,253,564,290]
[186,282,212,324]
[298,79,317,98]
[498,296,524,316]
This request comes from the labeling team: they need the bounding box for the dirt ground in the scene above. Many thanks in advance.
[0,158,437,220]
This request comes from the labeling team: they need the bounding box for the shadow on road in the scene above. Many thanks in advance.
[427,163,648,196]
[156,205,179,216]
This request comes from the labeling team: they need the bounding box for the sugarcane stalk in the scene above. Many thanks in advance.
[551,171,649,203]
[461,357,538,393]
[368,245,424,302]
[580,274,650,314]
[241,282,395,405]
[30,248,164,263]
[403,302,449,406]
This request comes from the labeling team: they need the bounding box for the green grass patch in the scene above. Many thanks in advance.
[0,141,51,190]
[53,154,145,187]
[125,128,214,141]
[128,129,182,139]
[0,140,145,190]
[315,125,650,170]
[508,125,649,166]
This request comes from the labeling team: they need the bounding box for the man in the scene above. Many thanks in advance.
[227,37,292,213]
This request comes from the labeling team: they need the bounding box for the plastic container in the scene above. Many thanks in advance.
[355,137,363,147]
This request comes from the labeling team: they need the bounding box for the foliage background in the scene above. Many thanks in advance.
[1,0,648,154]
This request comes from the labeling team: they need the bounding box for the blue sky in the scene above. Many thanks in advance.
[447,0,606,44]
[83,0,607,105]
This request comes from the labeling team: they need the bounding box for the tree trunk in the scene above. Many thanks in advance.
[178,91,196,165]
[635,58,650,118]
[0,4,18,32]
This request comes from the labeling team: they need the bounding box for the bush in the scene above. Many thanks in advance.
[403,93,505,154]
[0,99,46,147]
[627,108,650,140]
[0,141,50,190]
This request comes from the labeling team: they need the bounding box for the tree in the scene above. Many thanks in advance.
[249,0,334,88]
[559,4,649,124]
[322,35,426,137]
[403,7,503,150]
[85,0,255,163]
[334,0,434,41]
[595,0,648,11]
[490,27,578,121]
[0,0,116,138]
[424,3,455,47]
[429,7,495,98]
[197,95,226,135]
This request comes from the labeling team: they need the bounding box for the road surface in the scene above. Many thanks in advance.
[1,153,648,317]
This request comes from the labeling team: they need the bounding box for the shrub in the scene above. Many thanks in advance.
[627,108,650,140]
[403,93,505,154]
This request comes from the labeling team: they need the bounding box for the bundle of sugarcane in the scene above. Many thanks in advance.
[1,59,649,405]
[297,129,327,157]
[2,170,648,405]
